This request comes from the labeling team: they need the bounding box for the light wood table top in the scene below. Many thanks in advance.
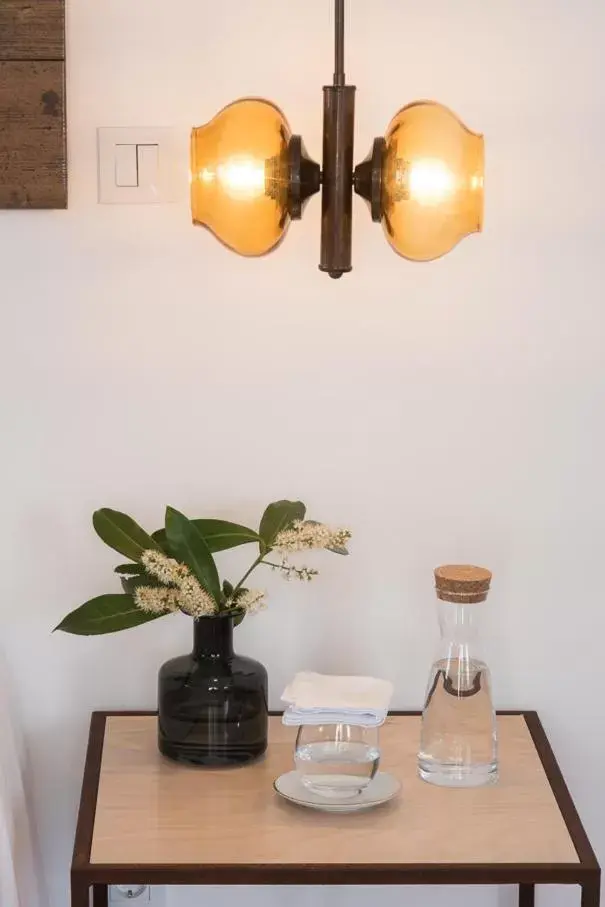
[90,714,574,866]
[70,710,600,900]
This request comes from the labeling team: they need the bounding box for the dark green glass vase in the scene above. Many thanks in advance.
[158,615,268,766]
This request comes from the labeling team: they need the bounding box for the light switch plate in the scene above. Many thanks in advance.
[97,127,181,204]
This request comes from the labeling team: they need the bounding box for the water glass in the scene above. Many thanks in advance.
[294,723,380,798]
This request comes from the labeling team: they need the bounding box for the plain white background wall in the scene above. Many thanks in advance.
[1,0,604,904]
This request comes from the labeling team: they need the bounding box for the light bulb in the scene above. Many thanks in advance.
[381,102,484,261]
[191,99,291,256]
[406,159,456,206]
[216,156,266,201]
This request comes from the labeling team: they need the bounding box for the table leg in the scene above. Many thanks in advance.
[70,876,89,907]
[519,884,535,907]
[93,884,109,907]
[581,878,601,907]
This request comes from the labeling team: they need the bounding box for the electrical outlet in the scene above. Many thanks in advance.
[109,885,165,904]
[109,885,149,901]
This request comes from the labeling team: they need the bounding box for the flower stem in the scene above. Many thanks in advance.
[231,552,267,598]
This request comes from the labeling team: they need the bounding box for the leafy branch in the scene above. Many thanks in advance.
[55,500,349,636]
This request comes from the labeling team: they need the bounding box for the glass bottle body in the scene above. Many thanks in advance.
[158,616,268,766]
[418,599,498,787]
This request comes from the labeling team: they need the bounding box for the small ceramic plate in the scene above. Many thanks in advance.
[273,771,401,813]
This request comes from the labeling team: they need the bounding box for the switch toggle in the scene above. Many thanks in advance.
[115,144,138,187]
[136,144,159,195]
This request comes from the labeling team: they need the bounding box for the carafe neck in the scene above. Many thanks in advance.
[437,600,481,658]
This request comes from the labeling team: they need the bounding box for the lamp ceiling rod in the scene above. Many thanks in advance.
[319,0,355,278]
[334,0,345,87]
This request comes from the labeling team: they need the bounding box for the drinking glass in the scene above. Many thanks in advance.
[294,723,380,798]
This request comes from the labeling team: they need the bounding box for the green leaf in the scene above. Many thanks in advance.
[54,594,166,635]
[165,507,221,602]
[220,582,245,625]
[153,520,260,554]
[194,519,261,551]
[258,500,306,553]
[151,528,170,552]
[114,563,145,575]
[92,509,161,563]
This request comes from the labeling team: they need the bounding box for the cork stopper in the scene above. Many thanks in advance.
[434,564,492,604]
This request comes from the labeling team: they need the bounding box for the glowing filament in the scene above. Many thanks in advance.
[407,160,456,206]
[216,157,265,200]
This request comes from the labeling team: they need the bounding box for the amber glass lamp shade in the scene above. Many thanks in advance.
[191,99,292,256]
[381,102,484,261]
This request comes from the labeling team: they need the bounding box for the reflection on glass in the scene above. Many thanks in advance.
[382,102,484,261]
[294,723,380,799]
[191,99,291,256]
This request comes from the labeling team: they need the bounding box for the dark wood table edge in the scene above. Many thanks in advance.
[77,862,596,886]
[523,711,599,872]
[70,709,601,892]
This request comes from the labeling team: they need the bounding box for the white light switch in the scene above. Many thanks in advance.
[115,144,138,187]
[98,127,181,204]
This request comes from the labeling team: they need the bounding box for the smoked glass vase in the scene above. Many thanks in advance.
[158,615,268,766]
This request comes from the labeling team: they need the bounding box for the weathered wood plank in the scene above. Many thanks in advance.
[0,0,64,60]
[0,61,67,208]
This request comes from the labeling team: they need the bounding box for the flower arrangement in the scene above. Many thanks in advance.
[56,500,351,634]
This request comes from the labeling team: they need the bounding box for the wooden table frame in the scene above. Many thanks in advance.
[70,711,601,907]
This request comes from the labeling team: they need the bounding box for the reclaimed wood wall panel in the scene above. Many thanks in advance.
[0,0,64,60]
[0,62,66,208]
[0,0,66,208]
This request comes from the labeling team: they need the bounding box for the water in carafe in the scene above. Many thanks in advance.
[418,565,498,788]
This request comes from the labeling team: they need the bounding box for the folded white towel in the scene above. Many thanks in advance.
[281,671,393,727]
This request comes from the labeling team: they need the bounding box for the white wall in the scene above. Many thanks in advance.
[1,0,604,905]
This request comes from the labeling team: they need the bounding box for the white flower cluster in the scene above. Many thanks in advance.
[141,550,189,585]
[272,560,319,582]
[273,520,351,553]
[176,574,217,617]
[137,549,217,618]
[231,589,267,614]
[134,586,180,614]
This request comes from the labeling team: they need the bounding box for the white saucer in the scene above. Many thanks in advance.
[273,771,401,813]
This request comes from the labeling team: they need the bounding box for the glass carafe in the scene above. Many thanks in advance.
[418,565,498,788]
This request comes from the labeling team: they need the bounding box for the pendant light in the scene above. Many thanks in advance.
[190,0,484,278]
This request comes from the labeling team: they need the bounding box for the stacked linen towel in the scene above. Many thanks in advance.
[282,671,394,728]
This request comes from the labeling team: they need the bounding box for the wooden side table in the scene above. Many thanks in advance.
[71,711,600,907]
